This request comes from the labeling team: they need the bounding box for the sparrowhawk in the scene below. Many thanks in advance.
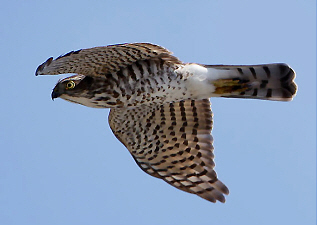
[36,43,297,203]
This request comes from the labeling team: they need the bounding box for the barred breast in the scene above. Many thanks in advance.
[86,59,191,108]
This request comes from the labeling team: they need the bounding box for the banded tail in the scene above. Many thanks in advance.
[206,63,297,101]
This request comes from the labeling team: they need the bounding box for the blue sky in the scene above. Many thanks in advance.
[1,0,316,224]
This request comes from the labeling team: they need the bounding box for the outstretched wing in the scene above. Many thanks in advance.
[108,99,229,203]
[36,43,181,76]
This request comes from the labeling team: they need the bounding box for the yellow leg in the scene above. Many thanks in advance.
[211,79,249,94]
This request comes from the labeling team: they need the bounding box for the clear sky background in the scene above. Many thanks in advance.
[1,0,316,224]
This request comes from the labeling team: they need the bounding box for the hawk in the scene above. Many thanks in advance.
[36,43,297,203]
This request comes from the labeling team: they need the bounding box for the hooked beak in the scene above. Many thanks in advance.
[51,88,61,100]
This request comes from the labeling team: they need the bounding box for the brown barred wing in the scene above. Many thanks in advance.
[36,43,181,76]
[108,99,229,203]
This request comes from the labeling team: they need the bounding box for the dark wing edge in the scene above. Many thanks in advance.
[35,42,182,76]
[108,99,229,203]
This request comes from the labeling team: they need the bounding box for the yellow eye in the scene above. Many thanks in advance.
[65,81,76,89]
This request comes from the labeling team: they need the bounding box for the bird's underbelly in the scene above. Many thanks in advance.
[81,71,191,108]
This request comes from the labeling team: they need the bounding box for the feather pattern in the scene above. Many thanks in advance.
[36,43,181,77]
[36,42,297,203]
[109,99,229,203]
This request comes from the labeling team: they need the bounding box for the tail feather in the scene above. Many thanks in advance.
[206,63,297,101]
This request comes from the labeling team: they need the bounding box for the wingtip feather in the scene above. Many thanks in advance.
[35,57,53,76]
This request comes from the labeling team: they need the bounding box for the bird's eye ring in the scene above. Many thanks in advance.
[66,81,76,89]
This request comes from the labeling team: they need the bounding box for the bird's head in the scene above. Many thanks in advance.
[51,74,96,106]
